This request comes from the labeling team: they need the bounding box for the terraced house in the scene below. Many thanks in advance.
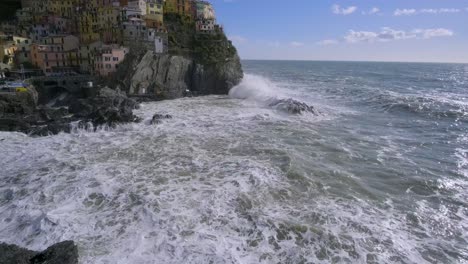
[164,0,192,18]
[145,0,164,28]
[1,0,220,76]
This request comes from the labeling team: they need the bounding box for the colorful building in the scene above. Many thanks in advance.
[194,0,216,33]
[78,10,101,44]
[164,0,192,18]
[93,44,128,76]
[122,17,148,44]
[30,35,80,74]
[12,36,32,65]
[145,0,164,28]
[78,40,103,73]
[1,41,17,66]
[47,0,77,18]
[128,0,147,16]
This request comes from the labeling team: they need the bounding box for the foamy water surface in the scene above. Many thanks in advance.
[0,61,467,263]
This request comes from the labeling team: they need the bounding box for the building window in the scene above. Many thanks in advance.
[113,57,118,61]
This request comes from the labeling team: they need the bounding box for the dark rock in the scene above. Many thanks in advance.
[0,89,37,118]
[0,243,36,264]
[0,87,140,136]
[0,241,78,264]
[268,98,318,115]
[70,87,139,126]
[38,107,69,121]
[124,52,243,99]
[151,113,173,125]
[0,117,31,133]
[30,241,78,264]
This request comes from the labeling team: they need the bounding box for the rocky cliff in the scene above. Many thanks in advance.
[111,14,243,100]
[122,51,243,99]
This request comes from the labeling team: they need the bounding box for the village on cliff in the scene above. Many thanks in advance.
[0,0,220,78]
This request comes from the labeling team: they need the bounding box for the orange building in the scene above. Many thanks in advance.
[31,35,80,74]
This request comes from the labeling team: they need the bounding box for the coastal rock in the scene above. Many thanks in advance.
[191,53,243,95]
[151,113,173,124]
[129,54,193,99]
[125,52,243,99]
[0,88,37,118]
[0,87,140,136]
[69,87,139,126]
[268,98,318,115]
[0,241,78,264]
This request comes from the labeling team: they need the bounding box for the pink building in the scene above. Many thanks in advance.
[94,44,128,76]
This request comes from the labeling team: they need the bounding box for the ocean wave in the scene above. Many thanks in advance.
[364,91,468,121]
[229,74,318,115]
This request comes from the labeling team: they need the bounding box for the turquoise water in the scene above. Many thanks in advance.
[0,61,467,263]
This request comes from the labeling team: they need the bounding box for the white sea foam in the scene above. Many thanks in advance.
[229,74,283,101]
[1,63,467,263]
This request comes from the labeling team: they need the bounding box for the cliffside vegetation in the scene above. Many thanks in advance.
[165,13,238,65]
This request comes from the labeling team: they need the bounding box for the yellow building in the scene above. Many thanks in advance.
[47,0,76,18]
[164,0,192,18]
[97,5,122,43]
[145,0,164,28]
[78,10,101,44]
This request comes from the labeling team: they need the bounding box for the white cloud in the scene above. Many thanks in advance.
[369,7,380,14]
[344,27,454,43]
[229,35,247,44]
[415,28,454,39]
[362,7,380,15]
[394,9,417,16]
[332,4,357,15]
[317,39,338,45]
[395,8,461,16]
[290,41,305,47]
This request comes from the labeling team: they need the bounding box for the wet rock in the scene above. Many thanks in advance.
[151,113,173,125]
[0,241,78,264]
[70,87,139,126]
[0,87,140,136]
[268,98,317,115]
[0,117,31,133]
[38,107,69,121]
[0,88,38,118]
[121,51,243,99]
[0,243,36,264]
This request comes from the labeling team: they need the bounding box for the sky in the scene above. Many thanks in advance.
[210,0,468,63]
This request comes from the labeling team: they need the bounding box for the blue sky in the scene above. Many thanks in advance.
[210,0,468,63]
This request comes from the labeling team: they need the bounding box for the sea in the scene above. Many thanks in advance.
[0,61,467,263]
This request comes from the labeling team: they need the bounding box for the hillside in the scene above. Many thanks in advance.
[111,13,243,100]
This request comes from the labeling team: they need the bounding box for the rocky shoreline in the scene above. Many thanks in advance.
[0,86,139,136]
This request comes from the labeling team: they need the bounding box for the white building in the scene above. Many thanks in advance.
[196,20,215,33]
[154,36,164,53]
[128,0,147,16]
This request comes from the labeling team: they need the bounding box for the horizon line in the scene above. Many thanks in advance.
[240,58,468,65]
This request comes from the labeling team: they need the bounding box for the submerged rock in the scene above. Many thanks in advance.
[0,241,78,264]
[268,98,318,115]
[151,113,173,125]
